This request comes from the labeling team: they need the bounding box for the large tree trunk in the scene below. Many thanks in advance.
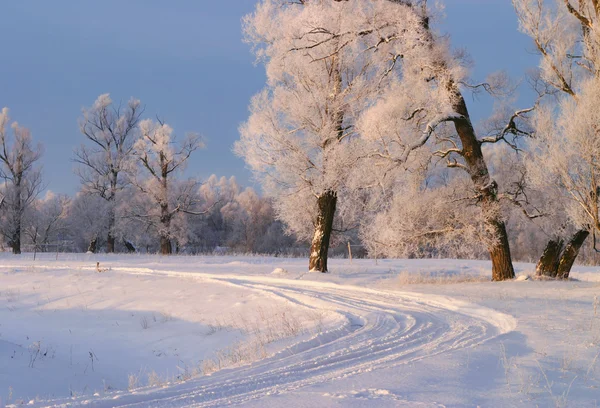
[556,230,589,279]
[535,230,588,279]
[536,238,564,278]
[309,190,337,273]
[451,90,515,281]
[488,219,516,281]
[160,236,172,255]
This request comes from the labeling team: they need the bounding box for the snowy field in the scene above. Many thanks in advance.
[0,254,599,407]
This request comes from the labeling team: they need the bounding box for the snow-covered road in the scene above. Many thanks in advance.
[37,269,516,408]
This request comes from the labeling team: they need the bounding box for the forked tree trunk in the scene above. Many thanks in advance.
[450,90,515,281]
[309,190,337,273]
[536,230,589,279]
[536,238,564,278]
[556,230,589,279]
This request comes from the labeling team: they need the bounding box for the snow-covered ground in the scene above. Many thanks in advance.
[0,254,599,407]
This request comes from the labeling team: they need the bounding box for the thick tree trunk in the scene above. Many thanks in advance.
[488,219,516,281]
[160,236,172,255]
[556,230,589,279]
[309,190,337,273]
[536,238,564,278]
[450,90,515,281]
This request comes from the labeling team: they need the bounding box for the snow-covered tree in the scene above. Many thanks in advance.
[24,192,70,252]
[513,0,600,277]
[131,119,204,254]
[74,94,142,253]
[238,0,433,272]
[185,175,240,252]
[67,193,109,253]
[0,108,43,254]
[354,0,535,281]
[221,187,277,253]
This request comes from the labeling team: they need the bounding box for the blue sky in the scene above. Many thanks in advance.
[0,1,538,195]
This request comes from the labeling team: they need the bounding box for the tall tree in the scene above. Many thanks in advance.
[24,192,70,252]
[0,108,43,254]
[513,0,600,278]
[237,0,427,272]
[131,119,203,254]
[356,0,525,280]
[74,94,142,253]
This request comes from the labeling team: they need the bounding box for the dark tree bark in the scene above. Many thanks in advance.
[450,90,515,281]
[535,230,589,279]
[536,238,564,278]
[556,230,589,279]
[10,232,21,255]
[124,240,136,253]
[88,237,98,253]
[160,235,172,255]
[309,190,337,272]
[106,234,115,253]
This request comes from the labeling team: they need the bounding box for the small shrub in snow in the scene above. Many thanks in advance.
[128,373,140,391]
[201,358,219,376]
[147,371,163,387]
[28,341,54,368]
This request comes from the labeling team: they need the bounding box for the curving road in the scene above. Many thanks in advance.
[39,271,516,407]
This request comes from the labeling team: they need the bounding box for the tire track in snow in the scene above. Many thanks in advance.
[37,270,516,408]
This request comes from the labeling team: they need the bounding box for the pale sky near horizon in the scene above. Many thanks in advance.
[0,1,538,195]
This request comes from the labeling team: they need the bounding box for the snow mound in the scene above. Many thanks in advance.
[271,267,289,275]
[515,274,531,281]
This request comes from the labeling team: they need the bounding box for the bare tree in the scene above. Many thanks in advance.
[74,94,142,253]
[0,108,43,254]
